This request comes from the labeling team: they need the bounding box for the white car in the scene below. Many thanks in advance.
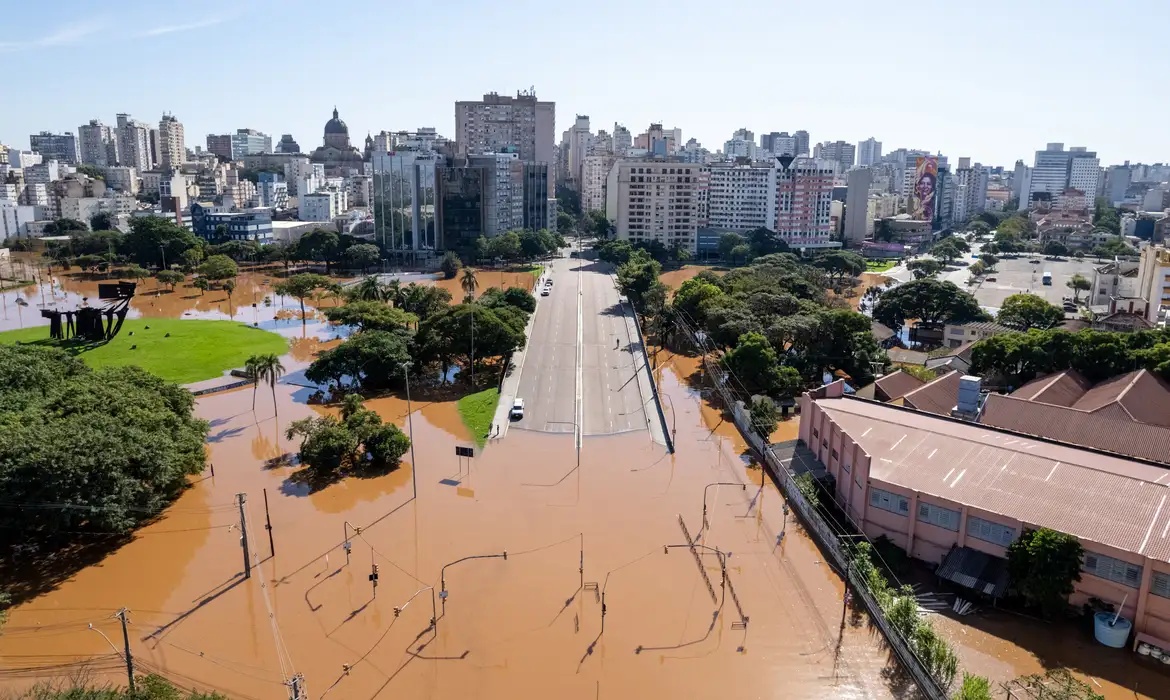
[509,398,525,420]
[541,288,550,296]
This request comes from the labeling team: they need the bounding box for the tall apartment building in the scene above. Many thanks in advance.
[857,138,882,167]
[563,115,592,188]
[774,159,834,247]
[455,90,555,191]
[78,120,119,167]
[468,153,524,237]
[276,134,302,154]
[843,167,873,245]
[706,162,775,232]
[609,159,701,253]
[206,134,234,160]
[29,132,78,165]
[1011,160,1031,206]
[1105,165,1132,206]
[158,113,186,171]
[1028,143,1098,208]
[115,114,153,173]
[612,124,632,155]
[581,154,617,213]
[231,129,272,158]
[793,130,810,157]
[813,140,856,171]
[723,128,757,159]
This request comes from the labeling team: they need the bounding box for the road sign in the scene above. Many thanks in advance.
[455,446,474,458]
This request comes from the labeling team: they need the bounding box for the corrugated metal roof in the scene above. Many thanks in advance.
[873,370,924,401]
[902,371,961,417]
[1069,369,1170,428]
[817,397,1170,563]
[981,393,1170,466]
[936,545,1010,598]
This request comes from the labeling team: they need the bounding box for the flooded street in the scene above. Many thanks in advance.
[0,352,907,699]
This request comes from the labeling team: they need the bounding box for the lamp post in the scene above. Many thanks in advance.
[701,482,746,535]
[402,362,417,500]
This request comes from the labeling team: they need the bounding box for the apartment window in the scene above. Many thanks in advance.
[869,488,910,516]
[1152,571,1170,599]
[1083,552,1142,588]
[966,516,1016,546]
[918,502,960,531]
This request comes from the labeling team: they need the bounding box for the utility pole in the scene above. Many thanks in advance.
[288,673,306,700]
[263,488,275,557]
[116,608,135,693]
[402,363,418,500]
[237,493,251,579]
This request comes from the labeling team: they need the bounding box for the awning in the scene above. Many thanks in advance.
[936,545,1010,599]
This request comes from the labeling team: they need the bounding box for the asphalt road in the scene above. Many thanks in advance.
[510,254,647,436]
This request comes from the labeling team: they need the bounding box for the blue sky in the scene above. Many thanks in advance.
[3,0,1168,167]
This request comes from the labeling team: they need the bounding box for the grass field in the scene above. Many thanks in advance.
[0,318,288,384]
[865,260,897,272]
[457,387,500,447]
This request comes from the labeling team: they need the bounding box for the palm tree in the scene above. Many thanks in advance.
[245,355,262,412]
[385,279,403,307]
[224,279,236,317]
[253,354,286,416]
[460,268,479,302]
[348,275,383,302]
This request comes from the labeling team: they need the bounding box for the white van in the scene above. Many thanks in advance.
[509,398,525,420]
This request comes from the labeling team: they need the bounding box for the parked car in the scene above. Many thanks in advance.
[509,398,525,420]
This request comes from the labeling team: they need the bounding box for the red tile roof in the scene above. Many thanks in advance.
[902,371,962,417]
[872,370,925,401]
[980,393,1170,465]
[1071,370,1170,428]
[816,397,1170,563]
[1010,370,1091,407]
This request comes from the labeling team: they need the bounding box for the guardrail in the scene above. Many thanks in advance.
[626,302,674,454]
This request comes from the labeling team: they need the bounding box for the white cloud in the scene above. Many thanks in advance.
[138,17,229,37]
[0,21,105,53]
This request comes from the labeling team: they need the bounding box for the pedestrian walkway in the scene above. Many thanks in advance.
[490,267,545,440]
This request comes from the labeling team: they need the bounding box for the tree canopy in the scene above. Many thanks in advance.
[872,278,989,330]
[906,258,943,279]
[287,394,410,476]
[616,249,663,310]
[274,273,339,323]
[124,216,200,268]
[969,327,1170,384]
[1006,528,1083,618]
[198,254,238,282]
[996,294,1064,330]
[0,346,207,545]
[306,328,414,392]
[323,300,417,332]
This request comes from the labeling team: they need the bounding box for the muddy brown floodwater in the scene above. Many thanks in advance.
[1,269,914,698]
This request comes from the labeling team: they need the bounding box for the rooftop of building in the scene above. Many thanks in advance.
[902,370,963,416]
[1007,368,1170,427]
[946,320,1014,334]
[814,395,1170,563]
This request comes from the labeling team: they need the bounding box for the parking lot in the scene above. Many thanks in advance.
[967,254,1101,311]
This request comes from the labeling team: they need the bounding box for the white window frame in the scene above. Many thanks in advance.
[869,487,909,516]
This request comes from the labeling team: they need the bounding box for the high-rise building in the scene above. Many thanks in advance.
[793,130,810,157]
[857,138,882,167]
[613,124,632,155]
[774,158,834,247]
[1011,160,1030,207]
[148,129,161,169]
[78,120,119,167]
[813,140,856,171]
[1105,165,1132,206]
[610,158,701,253]
[581,154,617,213]
[706,162,774,232]
[158,113,186,171]
[276,134,302,154]
[1068,150,1101,205]
[454,90,555,191]
[115,114,152,173]
[563,115,592,188]
[231,129,272,158]
[206,134,233,160]
[29,132,78,165]
[1028,143,1097,208]
[843,167,873,245]
[953,162,989,222]
[723,128,757,159]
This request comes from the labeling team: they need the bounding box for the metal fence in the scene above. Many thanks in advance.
[706,354,946,700]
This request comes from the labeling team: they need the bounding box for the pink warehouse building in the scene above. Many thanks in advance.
[799,381,1170,653]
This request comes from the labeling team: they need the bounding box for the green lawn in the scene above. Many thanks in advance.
[865,260,897,272]
[457,387,500,447]
[0,318,288,385]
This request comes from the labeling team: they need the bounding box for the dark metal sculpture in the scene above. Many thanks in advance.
[42,281,136,342]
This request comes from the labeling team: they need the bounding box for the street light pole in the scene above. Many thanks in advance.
[402,362,417,500]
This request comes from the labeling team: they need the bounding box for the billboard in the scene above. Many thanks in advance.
[911,156,938,222]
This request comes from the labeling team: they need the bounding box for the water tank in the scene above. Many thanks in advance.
[1093,612,1132,649]
[956,375,982,414]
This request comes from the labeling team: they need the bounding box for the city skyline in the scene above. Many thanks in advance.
[2,0,1169,168]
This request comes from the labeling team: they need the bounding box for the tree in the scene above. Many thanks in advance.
[978,252,999,270]
[718,232,747,261]
[397,283,451,321]
[596,239,634,265]
[967,260,986,277]
[89,212,114,232]
[966,220,991,236]
[123,215,199,268]
[557,210,576,234]
[181,246,205,271]
[813,251,865,285]
[616,250,663,310]
[45,217,89,235]
[952,673,993,700]
[223,279,236,312]
[748,227,789,257]
[274,273,338,325]
[1093,236,1138,258]
[0,346,207,544]
[996,294,1064,330]
[775,365,804,401]
[297,228,341,273]
[1066,273,1091,303]
[588,210,611,238]
[347,276,386,303]
[930,238,965,265]
[306,329,413,392]
[873,278,989,330]
[125,264,151,285]
[729,243,753,264]
[156,269,184,291]
[245,355,262,412]
[1043,240,1069,257]
[721,332,786,396]
[749,396,778,438]
[498,286,537,313]
[74,164,106,180]
[440,251,462,279]
[193,277,209,295]
[344,243,381,273]
[1006,527,1083,618]
[460,267,479,301]
[198,254,238,282]
[906,258,943,279]
[251,353,285,416]
[323,300,417,332]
